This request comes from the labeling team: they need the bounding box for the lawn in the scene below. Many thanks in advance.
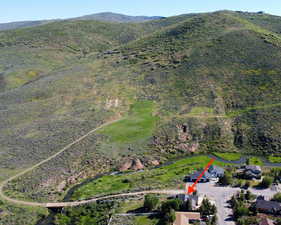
[248,157,263,166]
[268,156,281,163]
[98,101,159,143]
[71,155,228,200]
[134,216,159,225]
[213,152,242,161]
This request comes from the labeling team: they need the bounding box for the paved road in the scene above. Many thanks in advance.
[189,182,281,225]
[189,182,240,225]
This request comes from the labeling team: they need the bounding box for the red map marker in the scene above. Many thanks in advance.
[187,158,215,195]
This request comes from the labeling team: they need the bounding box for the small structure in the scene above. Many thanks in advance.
[253,200,281,214]
[173,212,201,225]
[176,193,204,209]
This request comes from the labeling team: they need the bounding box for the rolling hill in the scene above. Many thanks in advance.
[1,10,281,225]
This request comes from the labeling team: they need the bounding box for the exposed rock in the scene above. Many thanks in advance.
[118,158,144,171]
[177,124,192,142]
[131,158,144,170]
[177,142,199,152]
[57,180,66,192]
[150,160,160,166]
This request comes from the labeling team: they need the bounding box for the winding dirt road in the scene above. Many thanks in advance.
[0,119,126,207]
[0,118,184,208]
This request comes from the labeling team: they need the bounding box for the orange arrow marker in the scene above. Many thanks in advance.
[187,158,215,195]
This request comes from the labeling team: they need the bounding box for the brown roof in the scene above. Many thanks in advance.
[173,212,201,225]
[258,215,274,225]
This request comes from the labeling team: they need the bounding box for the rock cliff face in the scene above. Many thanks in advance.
[118,158,144,171]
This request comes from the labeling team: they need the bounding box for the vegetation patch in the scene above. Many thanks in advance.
[213,152,242,161]
[71,155,228,200]
[134,216,159,225]
[268,156,281,163]
[248,157,263,166]
[98,101,159,143]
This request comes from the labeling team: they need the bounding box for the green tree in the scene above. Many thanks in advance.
[163,209,176,225]
[182,199,192,211]
[272,192,281,202]
[276,218,281,225]
[245,190,252,201]
[161,199,181,213]
[259,176,273,188]
[199,198,217,217]
[219,172,233,186]
[144,194,159,211]
[233,205,249,220]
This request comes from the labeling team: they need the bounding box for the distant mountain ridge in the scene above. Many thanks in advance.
[72,12,164,23]
[0,12,164,31]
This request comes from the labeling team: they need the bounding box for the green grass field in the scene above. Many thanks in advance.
[213,152,242,161]
[134,216,159,225]
[71,155,228,200]
[248,157,264,166]
[98,101,159,143]
[268,156,281,163]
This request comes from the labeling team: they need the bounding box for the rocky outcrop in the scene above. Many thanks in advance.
[131,158,144,170]
[153,123,199,153]
[150,160,160,166]
[118,158,144,171]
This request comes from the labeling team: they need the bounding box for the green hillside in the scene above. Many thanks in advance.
[1,10,281,225]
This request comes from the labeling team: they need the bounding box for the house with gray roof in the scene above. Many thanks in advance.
[253,199,281,215]
[238,165,262,179]
[184,165,224,183]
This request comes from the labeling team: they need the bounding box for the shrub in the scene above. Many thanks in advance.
[219,172,233,186]
[259,176,273,188]
[233,205,249,220]
[272,192,281,202]
[161,199,181,213]
[144,194,159,211]
[199,198,217,217]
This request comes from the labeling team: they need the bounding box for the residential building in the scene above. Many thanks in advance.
[184,165,224,183]
[237,165,262,179]
[253,200,281,214]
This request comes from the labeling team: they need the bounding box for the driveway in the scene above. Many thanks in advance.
[195,182,239,225]
[186,182,281,225]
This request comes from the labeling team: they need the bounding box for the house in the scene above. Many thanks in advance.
[238,165,262,179]
[173,212,201,225]
[208,165,224,178]
[245,165,262,174]
[184,165,224,183]
[185,170,211,183]
[253,200,281,214]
